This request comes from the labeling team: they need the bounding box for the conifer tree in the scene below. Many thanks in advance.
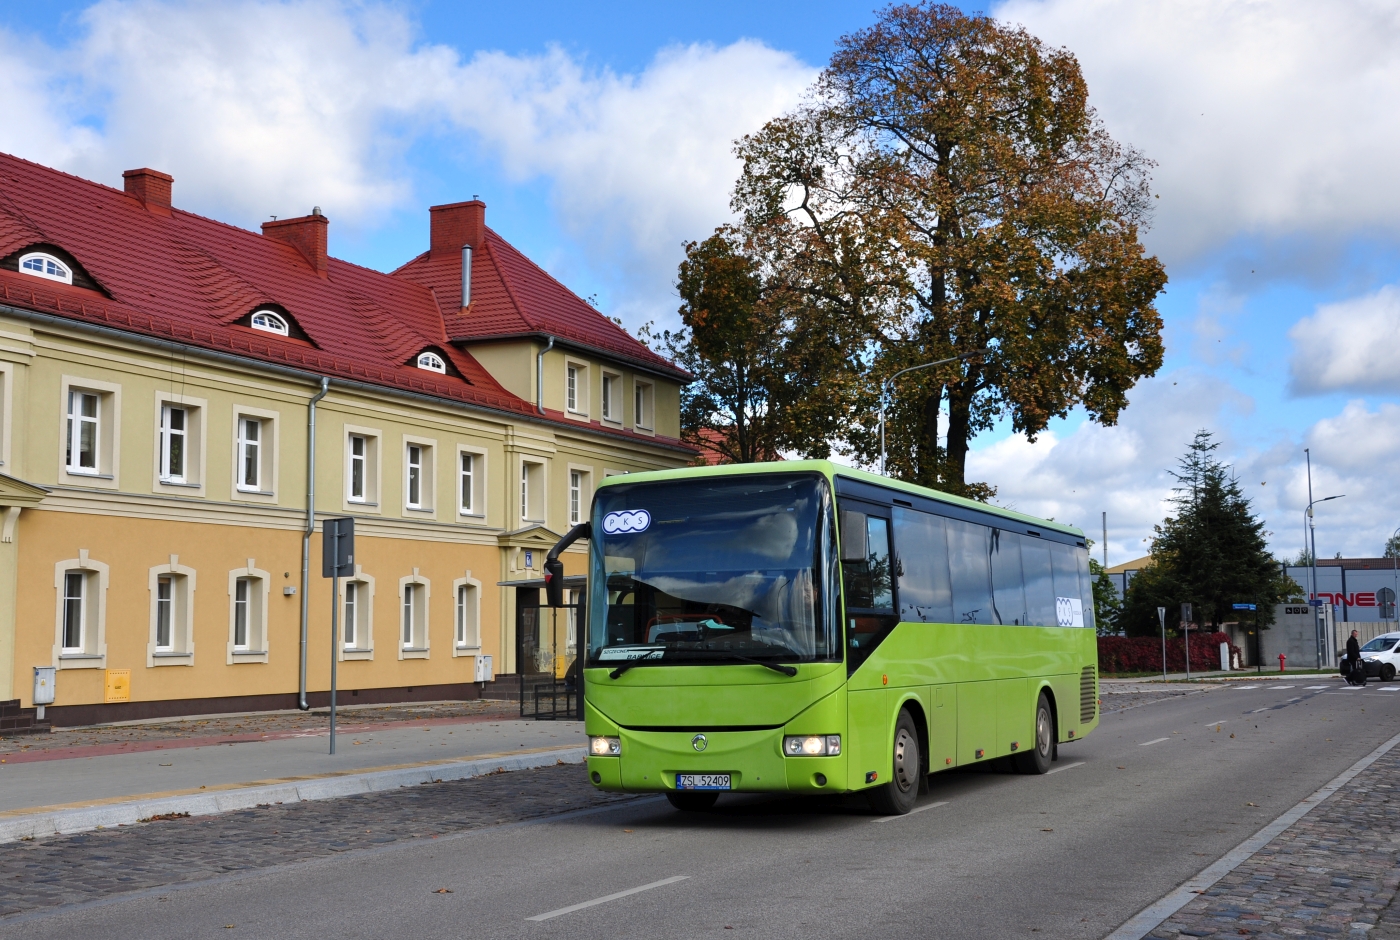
[1120,431,1297,636]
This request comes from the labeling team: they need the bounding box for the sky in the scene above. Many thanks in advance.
[3,0,1399,565]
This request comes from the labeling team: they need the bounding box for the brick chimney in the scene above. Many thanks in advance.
[262,208,329,278]
[429,199,485,257]
[123,168,173,216]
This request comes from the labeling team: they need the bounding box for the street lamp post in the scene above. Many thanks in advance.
[878,349,990,477]
[1303,478,1344,667]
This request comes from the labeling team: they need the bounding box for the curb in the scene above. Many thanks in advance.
[0,746,586,845]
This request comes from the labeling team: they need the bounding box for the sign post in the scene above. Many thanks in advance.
[1157,607,1167,680]
[321,517,355,755]
[1181,603,1193,679]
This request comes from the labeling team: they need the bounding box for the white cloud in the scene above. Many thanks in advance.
[994,0,1400,267]
[0,1,810,324]
[1288,284,1400,394]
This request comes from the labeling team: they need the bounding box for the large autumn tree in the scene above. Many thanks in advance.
[729,2,1167,496]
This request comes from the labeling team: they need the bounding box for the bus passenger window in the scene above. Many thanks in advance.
[946,519,994,624]
[842,514,893,611]
[1021,540,1056,626]
[990,529,1028,626]
[892,507,952,623]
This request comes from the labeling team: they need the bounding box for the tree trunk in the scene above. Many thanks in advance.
[944,380,973,489]
[916,385,943,487]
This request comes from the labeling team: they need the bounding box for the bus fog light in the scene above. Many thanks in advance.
[590,736,621,756]
[784,734,840,757]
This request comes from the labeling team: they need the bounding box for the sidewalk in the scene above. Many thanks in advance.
[1104,670,1341,684]
[0,701,584,843]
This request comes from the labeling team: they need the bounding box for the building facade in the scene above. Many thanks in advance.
[0,156,692,724]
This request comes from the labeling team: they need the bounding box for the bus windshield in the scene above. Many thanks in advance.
[588,473,837,668]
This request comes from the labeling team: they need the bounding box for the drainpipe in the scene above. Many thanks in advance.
[298,376,331,710]
[536,336,554,414]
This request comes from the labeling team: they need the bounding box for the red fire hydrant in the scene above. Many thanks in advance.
[1278,653,1286,673]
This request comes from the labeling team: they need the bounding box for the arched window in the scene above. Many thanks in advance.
[19,251,72,285]
[416,351,446,373]
[249,309,290,335]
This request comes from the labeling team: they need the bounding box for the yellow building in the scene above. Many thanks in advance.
[0,155,692,724]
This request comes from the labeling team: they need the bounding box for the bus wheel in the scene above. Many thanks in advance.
[666,791,719,812]
[1014,692,1055,775]
[868,710,921,816]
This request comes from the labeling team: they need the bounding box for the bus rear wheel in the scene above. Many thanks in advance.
[666,791,719,812]
[868,710,922,816]
[1014,691,1055,775]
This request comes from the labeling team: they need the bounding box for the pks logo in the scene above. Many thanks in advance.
[602,509,651,535]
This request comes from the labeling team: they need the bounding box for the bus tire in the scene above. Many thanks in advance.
[867,710,921,816]
[666,791,719,812]
[1014,691,1055,775]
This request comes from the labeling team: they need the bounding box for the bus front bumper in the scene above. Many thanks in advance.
[588,728,848,795]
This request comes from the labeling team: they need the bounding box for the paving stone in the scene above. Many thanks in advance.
[1151,747,1400,940]
[0,762,640,920]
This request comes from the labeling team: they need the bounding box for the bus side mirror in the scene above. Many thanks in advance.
[840,510,867,563]
[544,558,565,608]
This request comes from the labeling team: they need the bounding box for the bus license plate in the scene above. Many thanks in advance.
[676,773,731,790]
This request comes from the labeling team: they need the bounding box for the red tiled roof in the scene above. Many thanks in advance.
[393,230,690,381]
[0,152,691,452]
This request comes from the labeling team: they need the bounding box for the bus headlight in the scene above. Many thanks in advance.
[783,735,841,757]
[589,736,621,756]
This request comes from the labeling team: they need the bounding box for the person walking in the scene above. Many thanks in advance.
[1346,629,1366,686]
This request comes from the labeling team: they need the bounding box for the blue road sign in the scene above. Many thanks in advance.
[1232,603,1257,611]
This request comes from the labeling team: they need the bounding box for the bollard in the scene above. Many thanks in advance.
[1278,653,1286,673]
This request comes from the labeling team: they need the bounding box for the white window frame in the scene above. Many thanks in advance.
[601,372,621,423]
[52,552,109,669]
[147,558,197,666]
[249,309,290,336]
[520,458,545,525]
[398,570,430,659]
[338,567,375,661]
[402,435,436,515]
[457,446,487,519]
[564,358,589,419]
[160,405,187,482]
[416,351,446,373]
[343,425,381,510]
[226,561,270,663]
[634,380,654,432]
[452,573,483,655]
[67,390,99,473]
[567,465,592,527]
[237,417,261,490]
[230,405,279,502]
[19,250,72,285]
[152,392,206,494]
[60,376,120,487]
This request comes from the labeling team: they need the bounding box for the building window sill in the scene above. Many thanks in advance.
[65,470,112,480]
[151,652,194,665]
[59,651,101,659]
[158,479,201,488]
[400,646,430,660]
[404,506,435,514]
[342,647,374,661]
[347,499,378,507]
[236,488,275,497]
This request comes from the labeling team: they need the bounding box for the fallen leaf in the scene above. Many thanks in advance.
[1116,766,1125,770]
[1246,802,1257,807]
[623,829,635,833]
[1041,828,1054,832]
[434,888,453,894]
[1229,734,1235,738]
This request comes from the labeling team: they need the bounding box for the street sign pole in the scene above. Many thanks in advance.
[322,517,355,756]
[1157,607,1167,680]
[1181,603,1193,679]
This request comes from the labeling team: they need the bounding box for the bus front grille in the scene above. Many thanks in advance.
[1080,666,1096,724]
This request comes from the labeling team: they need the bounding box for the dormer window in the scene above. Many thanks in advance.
[416,351,446,374]
[249,309,290,336]
[19,252,72,285]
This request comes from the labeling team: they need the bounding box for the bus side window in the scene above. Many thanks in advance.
[1075,546,1096,631]
[842,513,894,611]
[1049,543,1084,627]
[946,519,994,624]
[1020,540,1056,626]
[892,507,952,623]
[990,529,1028,626]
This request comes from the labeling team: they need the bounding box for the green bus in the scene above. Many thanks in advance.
[543,460,1099,815]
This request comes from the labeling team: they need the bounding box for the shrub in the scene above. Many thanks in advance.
[1097,631,1240,674]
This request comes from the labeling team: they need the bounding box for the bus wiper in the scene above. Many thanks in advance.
[705,652,798,677]
[608,649,663,679]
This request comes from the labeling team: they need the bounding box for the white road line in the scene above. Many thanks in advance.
[1305,685,1330,690]
[1376,686,1400,692]
[526,876,690,922]
[1104,728,1400,940]
[1232,686,1260,690]
[871,800,949,823]
[1288,697,1302,702]
[1139,738,1170,747]
[1273,686,1295,690]
[1203,720,1228,727]
[1249,708,1271,714]
[1046,760,1085,775]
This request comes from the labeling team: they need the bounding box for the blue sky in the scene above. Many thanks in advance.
[3,0,1399,563]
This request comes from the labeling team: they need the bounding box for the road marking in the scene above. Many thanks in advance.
[1305,685,1330,690]
[1203,720,1228,727]
[1288,697,1302,702]
[526,875,690,921]
[1139,738,1170,747]
[871,800,949,823]
[1104,728,1400,940]
[1232,685,1260,690]
[1272,686,1295,690]
[1376,686,1400,692]
[1046,760,1085,775]
[1249,708,1271,714]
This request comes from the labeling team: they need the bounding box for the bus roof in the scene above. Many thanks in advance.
[596,460,1085,540]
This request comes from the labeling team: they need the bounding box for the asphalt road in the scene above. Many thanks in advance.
[9,679,1399,940]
